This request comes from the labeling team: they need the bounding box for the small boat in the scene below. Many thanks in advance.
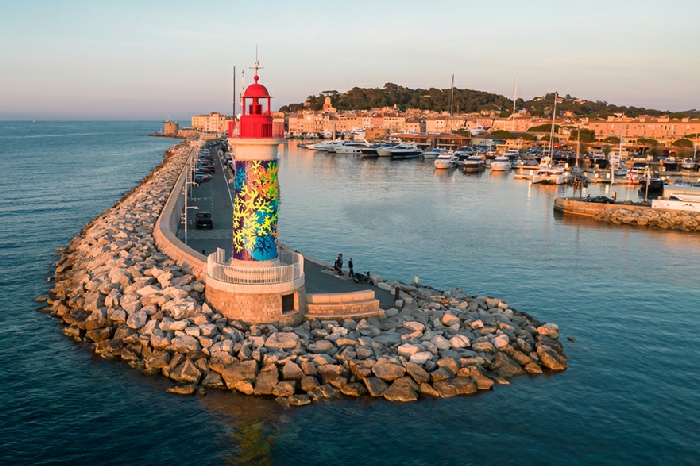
[433,153,458,169]
[311,140,343,151]
[638,177,665,198]
[422,148,450,159]
[334,141,371,155]
[503,149,520,160]
[454,146,474,157]
[532,166,567,185]
[389,144,422,159]
[661,156,680,171]
[680,158,697,170]
[512,158,540,170]
[490,155,512,171]
[463,155,486,172]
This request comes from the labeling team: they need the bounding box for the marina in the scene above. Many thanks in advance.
[3,122,700,463]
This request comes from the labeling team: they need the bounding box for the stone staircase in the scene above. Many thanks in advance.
[306,290,384,320]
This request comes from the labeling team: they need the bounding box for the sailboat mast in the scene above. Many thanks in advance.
[449,74,455,116]
[548,92,557,167]
[512,76,518,132]
[233,65,236,118]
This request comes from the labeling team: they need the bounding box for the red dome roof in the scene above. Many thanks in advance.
[243,75,271,98]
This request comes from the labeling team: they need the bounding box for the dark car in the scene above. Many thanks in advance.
[194,172,212,183]
[589,195,615,204]
[196,163,215,173]
[195,211,213,229]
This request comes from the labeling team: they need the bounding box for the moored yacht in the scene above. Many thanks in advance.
[334,141,371,155]
[433,153,458,169]
[490,155,512,171]
[463,155,486,172]
[422,147,450,159]
[661,156,680,171]
[680,158,697,170]
[531,166,567,185]
[389,144,422,159]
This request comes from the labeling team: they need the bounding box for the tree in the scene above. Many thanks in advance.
[672,138,693,147]
[602,145,611,155]
[638,138,657,146]
[568,128,596,143]
[605,136,620,144]
[491,130,515,139]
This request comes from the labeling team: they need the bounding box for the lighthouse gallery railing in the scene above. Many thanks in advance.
[207,248,304,285]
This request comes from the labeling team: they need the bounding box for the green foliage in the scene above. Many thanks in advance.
[519,132,537,141]
[672,138,693,147]
[605,136,620,144]
[280,85,700,119]
[491,130,516,140]
[568,128,596,143]
[527,123,560,132]
[602,145,611,155]
[638,138,658,146]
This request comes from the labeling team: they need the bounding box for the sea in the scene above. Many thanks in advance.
[1,121,699,465]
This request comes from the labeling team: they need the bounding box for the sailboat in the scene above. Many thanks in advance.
[532,92,567,185]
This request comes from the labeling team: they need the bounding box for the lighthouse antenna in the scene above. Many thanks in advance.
[250,45,263,78]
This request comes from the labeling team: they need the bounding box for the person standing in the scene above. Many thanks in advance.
[334,253,343,275]
[348,258,354,278]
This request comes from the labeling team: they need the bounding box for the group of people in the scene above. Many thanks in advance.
[333,253,354,277]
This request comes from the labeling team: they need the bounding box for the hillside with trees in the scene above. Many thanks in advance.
[279,84,699,119]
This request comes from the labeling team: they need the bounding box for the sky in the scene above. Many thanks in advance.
[1,0,699,120]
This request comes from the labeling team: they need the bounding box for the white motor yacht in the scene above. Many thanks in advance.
[334,141,371,155]
[389,144,422,159]
[490,155,512,171]
[422,148,450,159]
[463,155,486,172]
[433,153,458,169]
[531,166,567,184]
[680,158,697,170]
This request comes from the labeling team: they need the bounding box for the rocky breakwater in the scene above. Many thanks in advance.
[594,207,700,232]
[42,140,566,405]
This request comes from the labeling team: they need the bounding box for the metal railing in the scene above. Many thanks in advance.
[207,248,304,285]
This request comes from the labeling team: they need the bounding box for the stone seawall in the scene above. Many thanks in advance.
[40,140,567,405]
[554,197,700,232]
[152,155,206,281]
[594,207,700,231]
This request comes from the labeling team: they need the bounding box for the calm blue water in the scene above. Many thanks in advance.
[1,125,699,465]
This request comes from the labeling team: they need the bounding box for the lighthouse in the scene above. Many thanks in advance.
[230,60,282,265]
[206,57,306,326]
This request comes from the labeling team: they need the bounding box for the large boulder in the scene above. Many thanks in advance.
[537,345,568,371]
[433,377,476,398]
[169,358,202,384]
[363,377,388,397]
[281,361,304,380]
[265,332,300,351]
[403,361,430,385]
[253,367,280,395]
[217,360,259,389]
[490,352,524,377]
[372,361,406,382]
[382,377,418,402]
[308,340,334,354]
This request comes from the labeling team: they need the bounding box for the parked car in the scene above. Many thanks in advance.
[194,172,212,183]
[588,195,615,204]
[195,211,213,229]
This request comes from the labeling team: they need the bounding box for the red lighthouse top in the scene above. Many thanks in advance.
[239,58,273,138]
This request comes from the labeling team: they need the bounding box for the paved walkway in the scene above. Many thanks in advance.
[176,147,396,308]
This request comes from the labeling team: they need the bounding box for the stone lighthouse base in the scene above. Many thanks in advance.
[205,270,306,327]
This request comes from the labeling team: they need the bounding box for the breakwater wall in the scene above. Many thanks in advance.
[594,206,700,231]
[41,140,567,404]
[554,197,700,232]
